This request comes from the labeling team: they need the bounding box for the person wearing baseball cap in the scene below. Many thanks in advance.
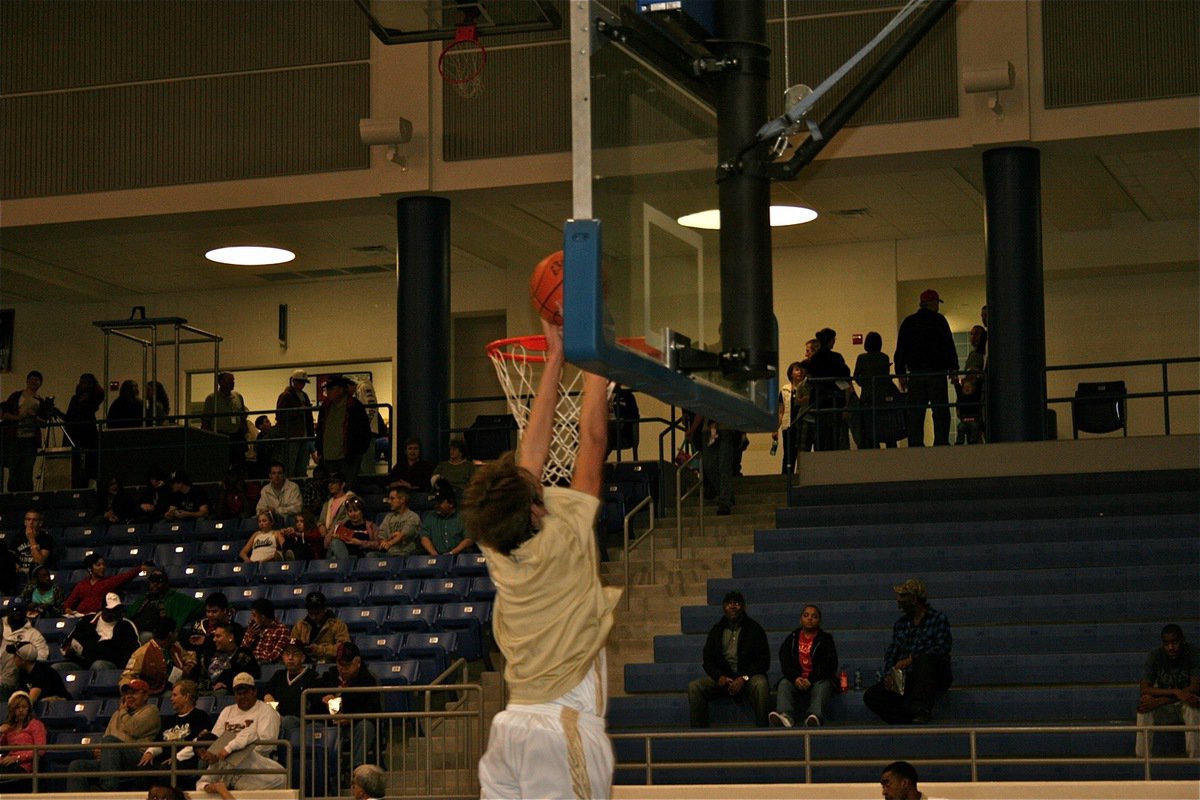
[289,591,350,663]
[61,591,140,671]
[263,639,321,732]
[312,641,382,777]
[1,598,48,696]
[893,287,959,446]
[276,369,315,478]
[67,674,160,791]
[12,640,67,704]
[315,375,372,480]
[863,578,953,724]
[196,672,285,792]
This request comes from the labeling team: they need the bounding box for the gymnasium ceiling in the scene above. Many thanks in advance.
[1,129,1196,304]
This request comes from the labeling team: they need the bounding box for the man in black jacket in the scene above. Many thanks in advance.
[687,591,771,727]
[769,604,838,727]
[894,289,959,447]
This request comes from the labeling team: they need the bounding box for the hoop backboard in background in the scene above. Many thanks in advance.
[354,0,561,45]
[562,0,777,432]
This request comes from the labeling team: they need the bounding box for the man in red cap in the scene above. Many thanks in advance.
[894,289,959,446]
[67,676,161,790]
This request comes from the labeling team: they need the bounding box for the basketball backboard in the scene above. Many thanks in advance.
[562,0,777,432]
[354,0,561,45]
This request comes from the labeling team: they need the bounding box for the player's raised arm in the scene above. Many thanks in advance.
[516,317,565,479]
[571,369,608,499]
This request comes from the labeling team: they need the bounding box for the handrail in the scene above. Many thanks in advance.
[622,494,656,610]
[0,736,293,793]
[610,722,1200,784]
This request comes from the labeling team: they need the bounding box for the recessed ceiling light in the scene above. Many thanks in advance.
[677,205,818,230]
[205,246,296,266]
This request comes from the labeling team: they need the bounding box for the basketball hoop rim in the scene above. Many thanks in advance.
[487,334,659,363]
[438,30,487,84]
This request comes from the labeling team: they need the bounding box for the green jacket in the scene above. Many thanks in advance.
[128,589,204,633]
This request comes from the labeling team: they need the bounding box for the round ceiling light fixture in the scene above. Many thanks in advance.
[677,205,818,230]
[205,246,296,266]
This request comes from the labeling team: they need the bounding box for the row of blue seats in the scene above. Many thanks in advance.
[652,621,1198,665]
[754,513,1200,552]
[624,649,1146,693]
[678,590,1188,634]
[732,537,1199,579]
[41,551,487,582]
[705,562,1199,606]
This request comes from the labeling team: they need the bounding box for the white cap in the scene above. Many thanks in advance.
[104,592,122,610]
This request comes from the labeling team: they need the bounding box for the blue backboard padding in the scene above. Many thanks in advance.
[562,219,777,431]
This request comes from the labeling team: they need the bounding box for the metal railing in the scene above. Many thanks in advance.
[621,493,657,610]
[610,723,1200,784]
[1046,356,1200,437]
[299,658,484,800]
[0,735,292,793]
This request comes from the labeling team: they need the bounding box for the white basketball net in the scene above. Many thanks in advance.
[487,336,585,487]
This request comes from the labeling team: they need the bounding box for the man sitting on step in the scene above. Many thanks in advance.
[1134,622,1199,759]
[687,590,771,728]
[863,578,952,724]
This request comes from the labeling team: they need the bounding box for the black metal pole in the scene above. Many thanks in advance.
[983,147,1047,442]
[716,0,775,381]
[396,196,452,461]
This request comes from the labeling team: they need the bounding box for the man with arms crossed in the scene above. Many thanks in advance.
[463,318,620,799]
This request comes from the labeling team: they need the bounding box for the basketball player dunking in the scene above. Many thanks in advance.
[463,316,621,799]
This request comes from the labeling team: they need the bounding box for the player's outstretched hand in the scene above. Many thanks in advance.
[541,316,564,362]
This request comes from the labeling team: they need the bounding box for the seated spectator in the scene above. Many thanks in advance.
[769,604,838,728]
[164,470,211,521]
[386,437,434,492]
[0,690,46,783]
[128,567,204,636]
[183,592,244,669]
[242,598,292,664]
[122,617,186,696]
[687,591,771,728]
[64,552,146,616]
[137,679,211,789]
[135,468,172,524]
[256,461,302,519]
[194,622,259,695]
[326,496,380,559]
[378,487,421,556]
[316,641,380,771]
[316,471,359,550]
[13,641,68,704]
[106,379,144,429]
[61,592,141,671]
[290,591,350,664]
[1,600,48,694]
[19,564,65,619]
[432,438,476,496]
[283,510,320,561]
[240,510,286,563]
[263,639,322,732]
[419,481,473,556]
[301,465,331,517]
[214,465,252,519]
[94,475,138,525]
[863,578,953,725]
[196,672,286,793]
[1135,623,1199,759]
[10,510,54,587]
[67,677,161,792]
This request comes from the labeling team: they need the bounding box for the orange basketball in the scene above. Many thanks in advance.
[529,250,565,325]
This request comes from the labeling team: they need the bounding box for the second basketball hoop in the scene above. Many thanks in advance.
[438,24,487,99]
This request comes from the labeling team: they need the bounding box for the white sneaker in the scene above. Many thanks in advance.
[768,711,793,728]
[804,714,821,727]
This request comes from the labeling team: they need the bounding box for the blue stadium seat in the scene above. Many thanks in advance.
[46,730,101,771]
[268,583,319,609]
[259,560,303,584]
[41,698,102,730]
[415,578,469,604]
[105,523,151,542]
[467,576,495,601]
[173,563,209,587]
[435,602,491,662]
[149,519,195,542]
[259,663,286,686]
[98,696,124,717]
[342,605,388,633]
[207,562,257,586]
[368,579,415,605]
[396,632,457,683]
[45,508,90,527]
[227,584,270,609]
[449,553,488,577]
[193,518,241,540]
[375,660,420,711]
[195,540,240,563]
[354,632,403,660]
[58,545,103,571]
[60,524,106,547]
[321,581,372,607]
[59,669,93,700]
[53,489,96,510]
[383,604,438,633]
[353,555,407,580]
[404,555,452,578]
[35,616,74,644]
[105,542,151,567]
[280,607,307,628]
[151,542,195,566]
[305,560,349,583]
[237,516,260,532]
[89,668,126,696]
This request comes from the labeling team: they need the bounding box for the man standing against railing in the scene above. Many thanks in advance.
[202,371,249,468]
[276,369,314,479]
[463,317,621,799]
[894,289,959,447]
